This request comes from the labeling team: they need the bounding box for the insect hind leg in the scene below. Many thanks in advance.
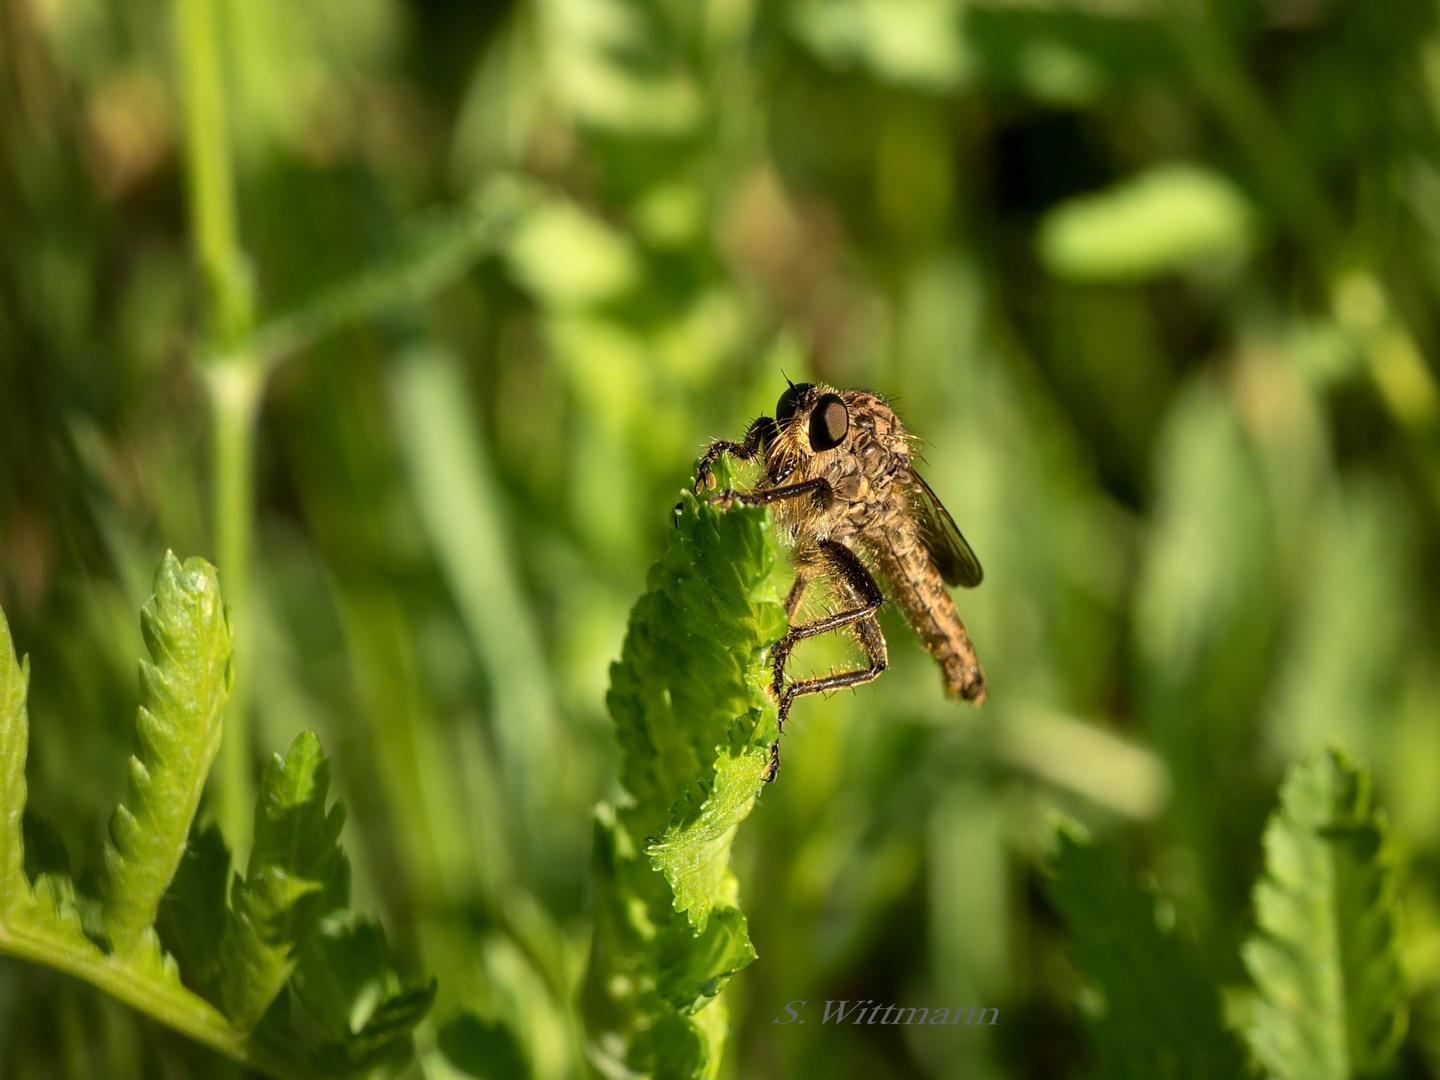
[765,542,888,782]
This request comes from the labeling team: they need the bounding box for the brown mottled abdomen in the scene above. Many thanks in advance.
[863,521,986,703]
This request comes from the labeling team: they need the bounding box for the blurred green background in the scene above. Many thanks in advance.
[4,0,1440,1075]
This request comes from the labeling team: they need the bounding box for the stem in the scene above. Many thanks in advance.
[176,0,253,346]
[0,915,306,1080]
[176,0,259,858]
[218,179,529,375]
[208,359,262,858]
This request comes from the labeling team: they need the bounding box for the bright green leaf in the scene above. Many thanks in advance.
[220,730,348,1031]
[0,568,428,1078]
[582,483,783,1080]
[101,553,233,956]
[646,726,768,932]
[1242,746,1406,1080]
[653,906,757,1014]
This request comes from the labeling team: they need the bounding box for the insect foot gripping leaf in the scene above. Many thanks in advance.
[1242,745,1407,1080]
[102,553,233,958]
[582,483,787,1080]
[1046,833,1244,1080]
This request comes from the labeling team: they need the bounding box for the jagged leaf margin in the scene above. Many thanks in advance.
[220,731,348,1031]
[101,552,233,956]
[292,917,437,1075]
[1241,745,1406,1080]
[0,567,431,1077]
[582,479,784,1080]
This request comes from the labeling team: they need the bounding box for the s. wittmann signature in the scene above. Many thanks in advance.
[772,1000,999,1026]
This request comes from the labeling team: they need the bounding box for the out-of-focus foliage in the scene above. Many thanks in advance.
[6,0,1440,1074]
[1046,833,1243,1080]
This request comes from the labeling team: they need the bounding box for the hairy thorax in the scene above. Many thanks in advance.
[766,391,913,561]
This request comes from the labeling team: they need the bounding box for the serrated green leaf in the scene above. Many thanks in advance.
[606,486,784,839]
[329,980,435,1074]
[437,1011,529,1080]
[0,569,428,1077]
[220,730,348,1031]
[582,488,783,1080]
[292,916,435,1073]
[156,823,231,999]
[1047,833,1244,1080]
[0,603,31,908]
[654,907,757,1014]
[646,725,768,933]
[22,871,94,950]
[100,553,233,955]
[1241,746,1406,1080]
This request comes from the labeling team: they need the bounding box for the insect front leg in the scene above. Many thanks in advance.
[694,416,778,494]
[764,541,888,783]
[709,476,832,512]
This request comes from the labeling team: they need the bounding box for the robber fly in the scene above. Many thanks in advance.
[695,379,986,782]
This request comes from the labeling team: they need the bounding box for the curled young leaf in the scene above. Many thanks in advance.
[101,553,233,956]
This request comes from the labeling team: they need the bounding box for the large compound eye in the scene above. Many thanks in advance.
[776,382,814,423]
[808,393,849,451]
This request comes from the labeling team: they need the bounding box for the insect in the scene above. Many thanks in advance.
[695,379,986,782]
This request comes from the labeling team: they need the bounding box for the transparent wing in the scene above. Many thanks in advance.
[906,467,983,588]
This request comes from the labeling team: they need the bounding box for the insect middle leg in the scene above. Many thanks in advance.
[764,541,888,782]
[783,570,812,621]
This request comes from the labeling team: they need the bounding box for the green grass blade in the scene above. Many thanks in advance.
[220,731,348,1031]
[100,553,233,955]
[1047,833,1244,1080]
[1242,745,1406,1080]
[390,346,561,836]
[582,484,784,1080]
[0,604,30,908]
